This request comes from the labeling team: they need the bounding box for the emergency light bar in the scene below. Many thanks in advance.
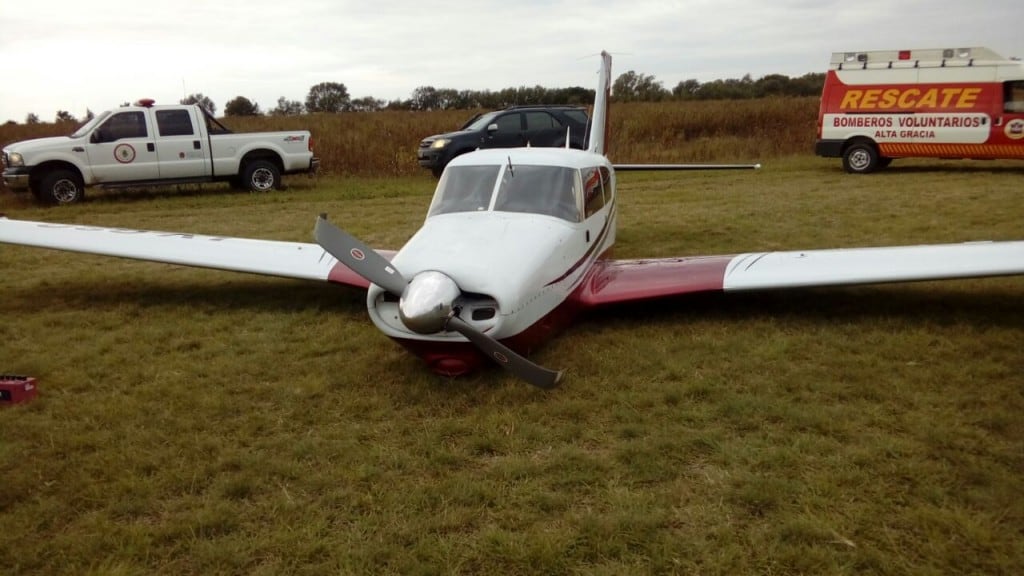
[833,47,1005,70]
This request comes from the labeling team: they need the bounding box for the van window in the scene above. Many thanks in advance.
[1005,81,1024,113]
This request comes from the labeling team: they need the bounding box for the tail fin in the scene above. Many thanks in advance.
[587,50,612,156]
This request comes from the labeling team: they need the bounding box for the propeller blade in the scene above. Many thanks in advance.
[447,316,563,389]
[314,214,407,295]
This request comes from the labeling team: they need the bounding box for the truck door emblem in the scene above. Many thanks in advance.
[114,144,136,163]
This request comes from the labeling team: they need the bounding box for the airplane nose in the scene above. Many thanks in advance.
[398,270,461,334]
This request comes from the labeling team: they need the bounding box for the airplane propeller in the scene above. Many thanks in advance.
[314,214,563,389]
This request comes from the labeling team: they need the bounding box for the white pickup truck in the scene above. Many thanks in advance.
[1,100,319,204]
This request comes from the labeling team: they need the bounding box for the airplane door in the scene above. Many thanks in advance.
[153,108,211,179]
[485,112,525,148]
[580,166,612,246]
[86,110,160,182]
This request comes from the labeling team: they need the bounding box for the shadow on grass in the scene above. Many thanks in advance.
[584,283,1024,330]
[9,275,1023,329]
[8,277,368,314]
[83,178,320,204]
[815,163,1024,177]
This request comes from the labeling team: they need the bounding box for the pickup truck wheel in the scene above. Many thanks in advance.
[242,160,280,192]
[39,169,85,204]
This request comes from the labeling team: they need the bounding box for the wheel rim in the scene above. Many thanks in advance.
[251,168,275,192]
[52,179,79,203]
[849,149,871,170]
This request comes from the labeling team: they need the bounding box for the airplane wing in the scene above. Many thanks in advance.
[613,163,761,171]
[0,216,392,289]
[575,241,1024,306]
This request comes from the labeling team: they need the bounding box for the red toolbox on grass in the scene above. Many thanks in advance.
[0,375,38,405]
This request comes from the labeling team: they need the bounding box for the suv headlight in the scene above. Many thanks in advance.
[5,152,24,167]
[430,139,450,149]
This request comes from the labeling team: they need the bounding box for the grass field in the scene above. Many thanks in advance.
[1,156,1022,575]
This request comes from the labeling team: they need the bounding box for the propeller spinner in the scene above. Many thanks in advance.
[314,215,562,389]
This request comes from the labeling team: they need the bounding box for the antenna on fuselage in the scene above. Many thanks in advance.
[507,155,514,177]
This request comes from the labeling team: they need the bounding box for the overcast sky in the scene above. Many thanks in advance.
[1,0,1021,122]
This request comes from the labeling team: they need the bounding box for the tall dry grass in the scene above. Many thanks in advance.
[0,97,819,176]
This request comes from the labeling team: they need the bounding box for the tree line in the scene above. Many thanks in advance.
[8,70,825,124]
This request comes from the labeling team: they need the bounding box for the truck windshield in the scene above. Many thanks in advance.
[70,111,111,138]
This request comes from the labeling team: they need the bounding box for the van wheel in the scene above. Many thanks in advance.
[842,142,879,174]
[242,160,280,192]
[39,169,85,204]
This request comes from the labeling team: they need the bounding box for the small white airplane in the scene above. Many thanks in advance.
[2,52,1023,388]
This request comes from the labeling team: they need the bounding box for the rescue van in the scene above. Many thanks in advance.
[815,46,1024,173]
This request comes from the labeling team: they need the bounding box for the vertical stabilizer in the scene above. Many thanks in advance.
[588,51,612,156]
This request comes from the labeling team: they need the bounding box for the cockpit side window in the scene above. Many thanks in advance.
[493,165,581,222]
[428,165,501,216]
[582,166,605,218]
[600,166,613,203]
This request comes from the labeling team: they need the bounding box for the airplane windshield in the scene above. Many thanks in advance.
[428,163,582,222]
[494,165,580,222]
[428,165,501,215]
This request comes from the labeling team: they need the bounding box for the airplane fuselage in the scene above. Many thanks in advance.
[365,147,617,375]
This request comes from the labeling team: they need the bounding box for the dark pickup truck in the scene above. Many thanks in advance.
[417,105,590,177]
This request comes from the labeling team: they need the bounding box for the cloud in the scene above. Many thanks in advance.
[0,0,1021,121]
